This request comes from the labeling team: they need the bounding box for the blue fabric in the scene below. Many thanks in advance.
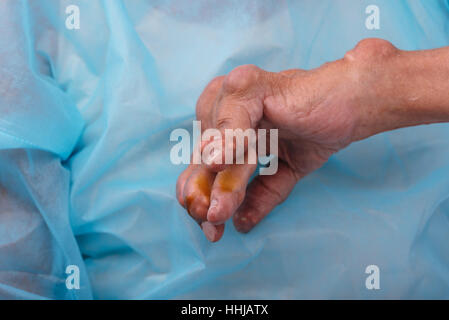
[1,0,449,299]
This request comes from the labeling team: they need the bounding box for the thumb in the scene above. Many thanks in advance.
[202,64,276,171]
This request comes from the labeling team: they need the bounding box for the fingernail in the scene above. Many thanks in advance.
[207,199,219,222]
[207,150,220,165]
[201,221,217,242]
[204,139,222,165]
[209,199,218,209]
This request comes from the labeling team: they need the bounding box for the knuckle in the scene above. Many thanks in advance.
[345,38,397,62]
[222,64,260,93]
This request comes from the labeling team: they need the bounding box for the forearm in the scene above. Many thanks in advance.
[351,41,449,141]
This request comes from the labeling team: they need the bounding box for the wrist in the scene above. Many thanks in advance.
[346,39,404,141]
[349,39,449,141]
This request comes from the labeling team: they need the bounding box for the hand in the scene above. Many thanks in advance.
[176,38,449,242]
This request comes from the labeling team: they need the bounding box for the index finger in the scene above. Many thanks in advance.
[202,65,275,171]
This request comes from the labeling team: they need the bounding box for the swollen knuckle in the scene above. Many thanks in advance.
[223,64,259,93]
[345,38,397,62]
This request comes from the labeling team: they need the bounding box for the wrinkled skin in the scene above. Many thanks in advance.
[176,38,449,241]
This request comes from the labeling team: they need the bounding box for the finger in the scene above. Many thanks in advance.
[178,75,224,206]
[181,165,226,242]
[207,159,258,225]
[232,160,299,233]
[200,221,225,243]
[201,67,305,171]
[203,65,276,171]
[182,165,215,222]
[176,163,198,207]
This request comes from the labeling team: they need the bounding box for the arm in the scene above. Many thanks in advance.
[176,38,449,241]
[349,39,449,141]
